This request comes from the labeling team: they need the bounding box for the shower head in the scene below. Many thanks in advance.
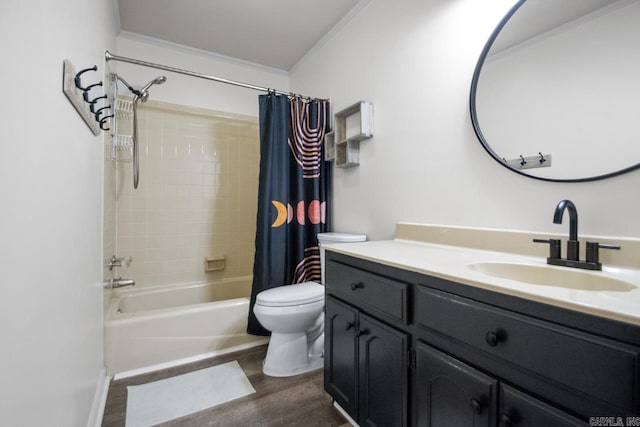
[138,76,167,103]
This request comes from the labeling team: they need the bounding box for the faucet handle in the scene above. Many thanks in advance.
[533,238,561,259]
[586,242,621,264]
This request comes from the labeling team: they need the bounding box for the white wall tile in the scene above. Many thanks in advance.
[115,101,259,287]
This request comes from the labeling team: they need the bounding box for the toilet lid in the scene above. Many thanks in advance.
[256,282,324,307]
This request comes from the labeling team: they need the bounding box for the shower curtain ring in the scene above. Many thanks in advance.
[74,65,98,90]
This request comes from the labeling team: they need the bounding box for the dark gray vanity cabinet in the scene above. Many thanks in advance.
[498,384,588,427]
[414,341,587,427]
[325,296,359,418]
[324,251,640,426]
[324,256,410,427]
[325,295,409,427]
[415,341,497,426]
[415,285,640,418]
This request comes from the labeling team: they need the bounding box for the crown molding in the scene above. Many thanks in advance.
[289,0,372,74]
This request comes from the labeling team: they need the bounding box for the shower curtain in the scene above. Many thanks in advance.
[247,94,332,336]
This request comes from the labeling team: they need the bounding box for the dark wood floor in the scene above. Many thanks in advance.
[102,345,350,427]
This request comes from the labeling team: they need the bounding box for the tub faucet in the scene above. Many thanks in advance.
[107,255,132,271]
[104,277,136,289]
[553,199,579,261]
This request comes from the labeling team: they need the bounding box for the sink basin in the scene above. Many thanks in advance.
[468,262,636,292]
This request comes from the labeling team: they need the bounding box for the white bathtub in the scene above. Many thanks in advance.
[104,276,268,375]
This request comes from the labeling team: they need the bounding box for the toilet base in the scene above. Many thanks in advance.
[262,355,323,377]
[261,331,324,377]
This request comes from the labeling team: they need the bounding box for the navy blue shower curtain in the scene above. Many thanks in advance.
[247,94,332,336]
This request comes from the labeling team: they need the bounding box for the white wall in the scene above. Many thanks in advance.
[0,1,116,426]
[115,34,290,116]
[290,0,640,241]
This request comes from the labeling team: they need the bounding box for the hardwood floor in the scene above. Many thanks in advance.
[102,345,350,427]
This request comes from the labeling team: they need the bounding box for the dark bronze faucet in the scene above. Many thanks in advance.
[553,199,579,261]
[534,199,620,271]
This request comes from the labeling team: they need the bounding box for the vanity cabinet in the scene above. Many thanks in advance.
[416,341,497,426]
[415,341,587,426]
[324,251,640,426]
[415,286,640,417]
[324,258,410,427]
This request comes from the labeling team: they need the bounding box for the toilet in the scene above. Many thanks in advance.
[253,232,367,377]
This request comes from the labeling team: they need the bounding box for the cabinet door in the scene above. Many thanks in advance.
[416,342,497,427]
[325,296,359,419]
[358,312,408,427]
[499,384,588,427]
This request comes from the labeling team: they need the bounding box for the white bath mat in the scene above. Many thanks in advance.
[125,360,255,427]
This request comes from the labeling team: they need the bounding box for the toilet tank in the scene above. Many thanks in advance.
[317,232,367,285]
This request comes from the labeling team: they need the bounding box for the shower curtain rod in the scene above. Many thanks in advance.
[104,50,327,101]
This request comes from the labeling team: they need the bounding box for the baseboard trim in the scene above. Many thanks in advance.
[87,367,111,427]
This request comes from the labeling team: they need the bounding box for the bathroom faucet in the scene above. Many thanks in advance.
[107,255,133,271]
[534,199,620,271]
[553,199,579,261]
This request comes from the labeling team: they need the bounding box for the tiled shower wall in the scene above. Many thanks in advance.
[113,100,260,288]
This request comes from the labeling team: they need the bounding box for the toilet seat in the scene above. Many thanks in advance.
[256,282,323,307]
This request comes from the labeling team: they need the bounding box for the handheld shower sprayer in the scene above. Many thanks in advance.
[114,74,167,189]
[137,76,167,103]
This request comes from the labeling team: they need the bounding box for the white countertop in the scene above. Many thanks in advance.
[324,239,640,327]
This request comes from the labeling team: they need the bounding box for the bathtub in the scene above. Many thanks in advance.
[104,276,268,375]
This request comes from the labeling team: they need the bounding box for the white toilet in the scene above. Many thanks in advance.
[253,232,367,377]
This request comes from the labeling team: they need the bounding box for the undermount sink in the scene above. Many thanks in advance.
[468,262,636,292]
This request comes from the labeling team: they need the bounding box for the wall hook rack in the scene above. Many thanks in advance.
[503,152,553,170]
[82,82,103,102]
[74,65,97,91]
[538,152,547,164]
[63,59,112,136]
[100,115,113,131]
[89,95,107,113]
[94,106,111,121]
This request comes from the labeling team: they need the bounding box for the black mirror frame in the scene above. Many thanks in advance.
[469,0,640,183]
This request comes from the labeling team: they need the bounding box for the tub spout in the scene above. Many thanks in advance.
[104,277,136,289]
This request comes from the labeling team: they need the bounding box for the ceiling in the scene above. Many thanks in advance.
[117,0,363,71]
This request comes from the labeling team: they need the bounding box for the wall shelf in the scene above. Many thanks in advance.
[325,101,373,168]
[335,140,360,168]
[324,131,336,161]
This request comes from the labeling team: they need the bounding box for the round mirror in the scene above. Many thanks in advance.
[470,0,640,182]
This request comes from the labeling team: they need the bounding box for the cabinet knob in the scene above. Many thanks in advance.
[499,413,512,427]
[485,331,500,347]
[345,321,355,331]
[470,398,482,414]
[350,282,363,290]
[355,328,369,337]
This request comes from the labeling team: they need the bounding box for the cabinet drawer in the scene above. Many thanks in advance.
[500,384,588,427]
[326,260,409,324]
[416,286,640,413]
